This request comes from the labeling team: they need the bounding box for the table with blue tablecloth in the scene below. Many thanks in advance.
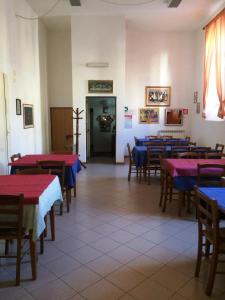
[198,187,225,213]
[136,138,189,146]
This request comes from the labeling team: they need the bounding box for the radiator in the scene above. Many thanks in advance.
[157,130,186,138]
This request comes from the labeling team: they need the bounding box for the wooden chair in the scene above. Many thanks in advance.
[0,194,36,285]
[134,136,138,146]
[191,147,211,158]
[127,143,138,182]
[177,152,200,159]
[161,135,173,139]
[143,147,165,184]
[37,160,67,215]
[215,143,224,153]
[189,141,197,146]
[145,135,158,139]
[204,152,223,159]
[171,146,190,158]
[10,153,21,162]
[185,136,191,142]
[143,141,163,146]
[197,164,225,187]
[194,188,225,296]
[16,168,53,254]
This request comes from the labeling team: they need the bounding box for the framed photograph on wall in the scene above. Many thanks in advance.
[88,80,113,93]
[139,108,159,124]
[16,99,22,115]
[23,104,34,129]
[145,86,171,106]
[165,108,183,126]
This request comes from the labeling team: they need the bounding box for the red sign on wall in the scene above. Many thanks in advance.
[182,109,188,115]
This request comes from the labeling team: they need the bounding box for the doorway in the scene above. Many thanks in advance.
[50,107,73,152]
[86,97,116,163]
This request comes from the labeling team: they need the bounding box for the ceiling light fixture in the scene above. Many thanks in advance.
[100,0,158,6]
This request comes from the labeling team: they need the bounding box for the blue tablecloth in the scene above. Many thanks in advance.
[136,138,189,146]
[133,146,171,167]
[199,187,225,212]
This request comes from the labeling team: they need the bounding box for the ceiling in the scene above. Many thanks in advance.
[26,0,225,30]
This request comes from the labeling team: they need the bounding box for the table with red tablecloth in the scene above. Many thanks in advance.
[0,174,63,239]
[9,154,81,189]
[164,159,225,191]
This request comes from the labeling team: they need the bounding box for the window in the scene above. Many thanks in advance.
[203,9,225,121]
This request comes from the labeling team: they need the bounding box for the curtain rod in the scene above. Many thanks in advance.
[203,7,225,30]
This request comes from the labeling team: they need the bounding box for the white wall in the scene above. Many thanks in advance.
[125,25,195,148]
[71,16,126,163]
[190,30,225,147]
[47,29,73,107]
[0,0,44,174]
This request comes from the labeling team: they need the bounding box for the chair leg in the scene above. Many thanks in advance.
[162,178,169,212]
[44,216,47,237]
[5,240,9,255]
[60,202,63,215]
[159,179,165,207]
[49,206,55,241]
[128,164,131,182]
[178,191,184,217]
[29,231,37,280]
[206,248,218,296]
[40,233,44,254]
[195,227,203,277]
[15,238,22,285]
[66,189,71,213]
[73,185,76,197]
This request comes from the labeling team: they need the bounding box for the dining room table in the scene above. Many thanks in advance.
[0,174,63,279]
[135,138,189,146]
[197,187,225,214]
[9,154,81,190]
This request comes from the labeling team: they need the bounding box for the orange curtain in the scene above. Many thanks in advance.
[203,10,225,119]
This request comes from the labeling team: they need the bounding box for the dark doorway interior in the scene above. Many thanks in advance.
[86,97,116,163]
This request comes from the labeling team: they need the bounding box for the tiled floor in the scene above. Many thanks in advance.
[1,163,225,299]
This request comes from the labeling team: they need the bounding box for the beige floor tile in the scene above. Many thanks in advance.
[61,265,101,292]
[146,245,180,264]
[119,294,136,300]
[44,255,81,277]
[75,230,103,244]
[0,285,28,300]
[30,279,76,300]
[170,293,189,300]
[127,254,163,277]
[93,223,119,235]
[107,265,146,292]
[123,224,150,236]
[151,265,190,292]
[81,279,124,300]
[160,237,193,253]
[108,245,141,264]
[55,237,86,253]
[87,255,122,276]
[90,237,120,253]
[69,294,86,300]
[130,278,174,300]
[126,237,156,254]
[70,245,103,264]
[141,229,170,244]
[166,253,196,278]
[109,229,137,244]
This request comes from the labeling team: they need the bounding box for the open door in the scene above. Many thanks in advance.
[0,73,9,174]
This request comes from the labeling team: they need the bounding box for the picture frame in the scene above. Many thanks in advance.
[139,108,159,124]
[145,86,171,106]
[23,104,34,129]
[88,80,113,93]
[165,108,183,126]
[16,99,22,115]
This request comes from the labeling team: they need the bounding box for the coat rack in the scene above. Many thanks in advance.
[73,108,86,168]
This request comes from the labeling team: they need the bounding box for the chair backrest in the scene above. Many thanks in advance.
[16,168,51,175]
[195,187,219,245]
[127,143,133,160]
[134,137,138,146]
[145,135,158,139]
[146,148,165,164]
[143,141,163,146]
[191,146,211,152]
[204,152,223,159]
[215,143,224,153]
[0,194,23,237]
[10,153,21,162]
[177,152,200,159]
[185,136,191,141]
[161,135,173,139]
[197,163,225,187]
[171,146,190,158]
[189,141,197,146]
[37,160,66,189]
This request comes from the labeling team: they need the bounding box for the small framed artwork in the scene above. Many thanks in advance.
[145,86,171,106]
[139,108,159,124]
[165,108,183,126]
[88,80,113,93]
[16,99,22,115]
[23,104,34,129]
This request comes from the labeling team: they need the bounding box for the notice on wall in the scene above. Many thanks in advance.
[124,114,132,129]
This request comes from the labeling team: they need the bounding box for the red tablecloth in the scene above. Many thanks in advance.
[165,159,225,177]
[9,154,79,167]
[0,175,56,204]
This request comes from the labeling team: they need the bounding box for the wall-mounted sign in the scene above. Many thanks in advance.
[182,108,188,115]
[124,114,132,129]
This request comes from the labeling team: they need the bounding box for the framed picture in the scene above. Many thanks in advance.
[23,104,34,129]
[139,108,159,124]
[165,108,183,126]
[16,99,22,115]
[145,86,171,106]
[88,80,113,93]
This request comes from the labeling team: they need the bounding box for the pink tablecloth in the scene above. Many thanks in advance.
[9,154,79,167]
[164,159,225,177]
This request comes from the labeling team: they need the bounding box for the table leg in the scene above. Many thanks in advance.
[29,230,37,280]
[49,206,55,241]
